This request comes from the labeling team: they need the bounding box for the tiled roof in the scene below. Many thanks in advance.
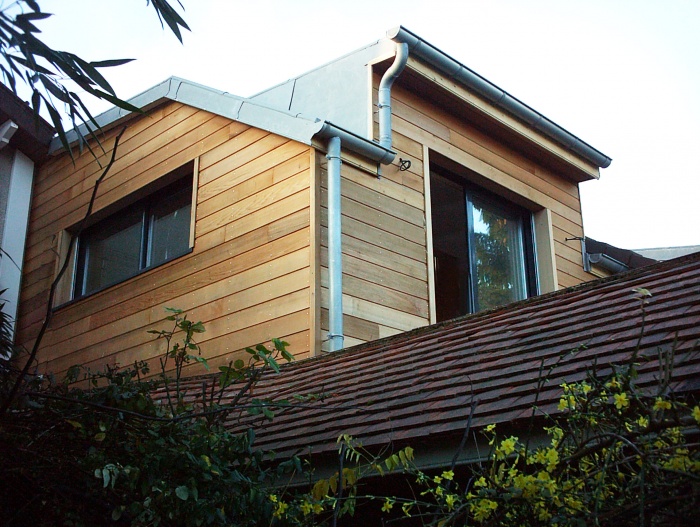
[184,253,700,459]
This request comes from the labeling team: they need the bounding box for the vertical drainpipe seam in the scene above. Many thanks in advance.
[326,135,344,352]
[325,42,408,352]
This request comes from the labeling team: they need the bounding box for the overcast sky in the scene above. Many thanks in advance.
[32,0,700,250]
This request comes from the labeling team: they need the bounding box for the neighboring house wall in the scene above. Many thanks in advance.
[17,101,316,376]
[0,146,35,329]
[1,83,53,337]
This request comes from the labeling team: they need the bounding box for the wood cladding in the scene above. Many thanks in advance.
[385,77,595,291]
[19,62,599,374]
[317,145,431,350]
[18,102,314,377]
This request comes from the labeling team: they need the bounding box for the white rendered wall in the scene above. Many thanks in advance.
[0,148,34,337]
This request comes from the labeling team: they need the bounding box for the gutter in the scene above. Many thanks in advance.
[315,121,395,165]
[585,253,629,275]
[387,26,612,169]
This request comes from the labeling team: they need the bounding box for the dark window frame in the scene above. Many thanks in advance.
[72,173,193,300]
[431,168,538,320]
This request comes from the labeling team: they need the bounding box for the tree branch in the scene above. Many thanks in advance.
[1,127,126,417]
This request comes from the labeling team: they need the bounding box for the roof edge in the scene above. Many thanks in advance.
[316,121,396,164]
[387,26,612,169]
[49,77,327,154]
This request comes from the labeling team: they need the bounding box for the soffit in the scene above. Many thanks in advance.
[0,83,54,162]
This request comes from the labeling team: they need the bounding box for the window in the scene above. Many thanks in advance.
[431,170,538,321]
[73,168,193,298]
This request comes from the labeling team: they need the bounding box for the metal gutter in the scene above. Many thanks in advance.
[585,252,629,275]
[316,121,396,164]
[387,26,612,169]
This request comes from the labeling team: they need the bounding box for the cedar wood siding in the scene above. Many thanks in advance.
[383,69,596,291]
[17,101,315,377]
[18,57,599,367]
[317,66,596,350]
[318,143,430,349]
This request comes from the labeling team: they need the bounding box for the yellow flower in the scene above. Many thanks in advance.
[545,448,559,472]
[433,475,443,484]
[606,377,620,390]
[300,500,313,516]
[474,476,487,488]
[693,406,700,424]
[501,436,518,456]
[485,424,496,433]
[637,416,649,428]
[614,392,629,410]
[445,494,458,511]
[268,494,278,503]
[273,501,288,519]
[441,470,454,481]
[558,395,576,411]
[381,499,394,513]
[435,486,444,496]
[312,503,323,514]
[654,398,672,411]
[472,499,497,521]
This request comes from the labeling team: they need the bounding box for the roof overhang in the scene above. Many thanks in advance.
[387,26,612,174]
[0,83,54,162]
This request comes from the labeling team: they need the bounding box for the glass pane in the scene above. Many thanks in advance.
[470,197,527,311]
[431,173,470,320]
[147,186,191,267]
[80,208,143,295]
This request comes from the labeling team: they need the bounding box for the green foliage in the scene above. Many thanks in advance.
[295,340,697,524]
[0,1,189,157]
[273,297,699,526]
[2,293,697,526]
[0,309,298,527]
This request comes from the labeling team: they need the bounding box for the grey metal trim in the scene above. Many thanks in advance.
[50,77,326,154]
[387,26,612,169]
[49,76,396,167]
[316,121,396,164]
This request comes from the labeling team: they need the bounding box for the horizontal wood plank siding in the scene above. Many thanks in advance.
[386,78,596,291]
[18,102,314,377]
[318,146,430,351]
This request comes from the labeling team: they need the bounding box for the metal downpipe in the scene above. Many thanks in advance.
[326,136,344,352]
[325,43,408,352]
[378,42,409,150]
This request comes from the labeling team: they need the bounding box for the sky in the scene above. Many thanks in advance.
[27,0,700,250]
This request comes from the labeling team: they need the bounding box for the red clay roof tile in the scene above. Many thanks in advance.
[174,253,700,459]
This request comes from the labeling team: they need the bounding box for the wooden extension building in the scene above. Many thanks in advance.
[16,27,612,377]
